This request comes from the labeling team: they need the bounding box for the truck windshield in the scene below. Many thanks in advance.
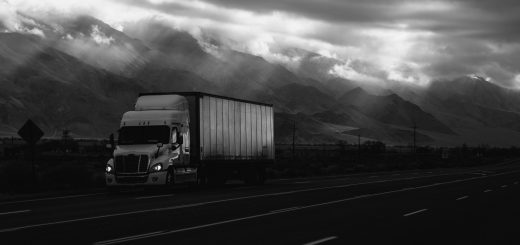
[118,126,170,145]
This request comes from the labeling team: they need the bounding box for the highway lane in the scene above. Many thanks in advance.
[111,170,520,245]
[0,161,519,244]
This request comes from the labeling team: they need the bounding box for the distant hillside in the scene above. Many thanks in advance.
[0,33,145,137]
[274,83,337,113]
[427,76,520,113]
[338,87,454,134]
[4,14,520,146]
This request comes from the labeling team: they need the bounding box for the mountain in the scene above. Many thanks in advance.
[273,83,338,113]
[132,66,219,94]
[313,111,352,125]
[5,15,520,146]
[338,87,454,134]
[13,14,151,76]
[344,127,434,144]
[427,76,520,113]
[0,33,145,137]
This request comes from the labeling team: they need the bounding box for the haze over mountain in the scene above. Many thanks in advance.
[2,3,520,146]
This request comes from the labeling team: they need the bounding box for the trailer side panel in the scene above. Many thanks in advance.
[199,95,274,162]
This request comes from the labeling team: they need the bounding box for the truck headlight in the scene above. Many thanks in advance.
[106,165,114,174]
[150,163,163,172]
[106,158,114,174]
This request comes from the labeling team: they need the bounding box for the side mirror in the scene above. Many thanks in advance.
[155,142,163,158]
[177,135,183,145]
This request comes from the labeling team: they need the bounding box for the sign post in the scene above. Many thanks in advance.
[17,119,44,185]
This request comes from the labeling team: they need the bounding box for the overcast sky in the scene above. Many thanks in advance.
[3,0,520,88]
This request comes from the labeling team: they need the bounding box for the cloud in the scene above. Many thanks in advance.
[3,0,520,88]
[90,25,114,45]
[329,61,382,85]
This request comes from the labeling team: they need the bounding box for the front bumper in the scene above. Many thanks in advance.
[106,171,168,186]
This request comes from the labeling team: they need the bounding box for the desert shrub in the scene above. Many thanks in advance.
[0,160,35,193]
[39,163,95,189]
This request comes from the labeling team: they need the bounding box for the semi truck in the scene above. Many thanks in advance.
[105,92,275,188]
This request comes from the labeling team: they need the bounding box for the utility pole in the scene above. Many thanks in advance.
[357,134,361,164]
[412,123,417,153]
[292,120,296,161]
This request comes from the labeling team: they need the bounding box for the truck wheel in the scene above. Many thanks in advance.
[165,170,174,187]
[208,175,226,186]
[196,170,207,186]
[107,186,120,194]
[204,167,226,187]
[243,168,257,185]
[244,167,266,185]
[257,168,266,185]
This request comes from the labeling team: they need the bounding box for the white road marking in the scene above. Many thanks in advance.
[94,230,166,245]
[93,175,509,244]
[472,172,487,176]
[268,206,301,214]
[294,181,312,184]
[3,170,518,233]
[403,209,428,217]
[456,196,469,201]
[501,185,508,188]
[303,236,338,245]
[0,203,202,233]
[0,193,106,205]
[135,194,174,200]
[484,189,492,193]
[232,186,258,190]
[0,210,31,216]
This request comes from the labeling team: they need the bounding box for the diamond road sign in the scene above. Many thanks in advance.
[18,119,44,145]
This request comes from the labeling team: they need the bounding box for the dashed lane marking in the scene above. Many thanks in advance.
[135,194,175,200]
[456,196,469,201]
[303,236,338,245]
[404,209,428,217]
[0,210,31,216]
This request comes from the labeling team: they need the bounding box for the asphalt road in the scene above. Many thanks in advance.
[1,161,520,245]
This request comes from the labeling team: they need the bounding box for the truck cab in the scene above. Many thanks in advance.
[105,95,197,187]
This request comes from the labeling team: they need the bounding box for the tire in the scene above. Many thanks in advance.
[208,175,226,186]
[257,167,266,185]
[107,186,120,194]
[207,168,226,186]
[165,169,175,188]
[244,167,266,185]
[196,168,207,186]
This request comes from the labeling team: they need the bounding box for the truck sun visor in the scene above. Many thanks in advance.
[135,95,189,111]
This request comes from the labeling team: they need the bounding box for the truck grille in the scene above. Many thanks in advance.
[114,155,149,173]
[116,176,148,184]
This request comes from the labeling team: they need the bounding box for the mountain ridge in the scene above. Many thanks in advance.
[2,15,520,146]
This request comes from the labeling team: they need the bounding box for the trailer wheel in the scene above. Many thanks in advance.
[107,186,121,194]
[196,169,207,186]
[165,169,175,187]
[207,168,226,186]
[257,167,266,185]
[244,167,266,185]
